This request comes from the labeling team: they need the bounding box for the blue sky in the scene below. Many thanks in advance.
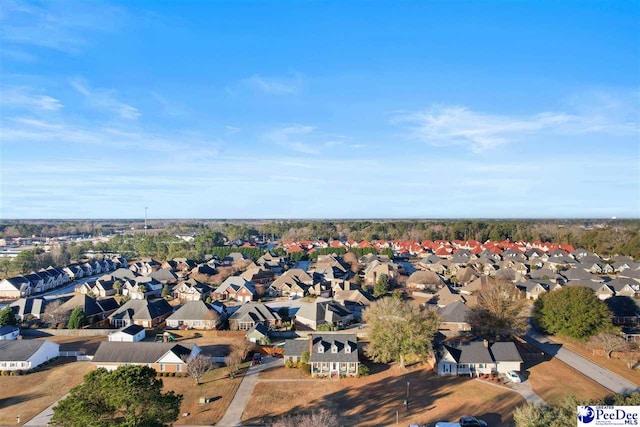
[1,0,638,219]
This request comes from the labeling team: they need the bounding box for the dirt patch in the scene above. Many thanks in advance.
[0,359,93,426]
[526,357,611,403]
[243,364,525,427]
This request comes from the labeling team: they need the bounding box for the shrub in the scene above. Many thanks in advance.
[357,364,370,377]
[301,363,311,375]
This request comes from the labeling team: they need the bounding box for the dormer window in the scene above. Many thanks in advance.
[331,344,338,354]
[345,344,351,353]
[318,344,324,353]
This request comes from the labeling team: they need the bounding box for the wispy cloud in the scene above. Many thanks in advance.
[225,126,241,135]
[394,93,639,153]
[1,86,63,111]
[0,0,124,55]
[71,79,141,120]
[266,124,319,154]
[241,73,302,95]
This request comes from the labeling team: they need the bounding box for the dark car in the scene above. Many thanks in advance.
[460,417,488,427]
[252,353,262,365]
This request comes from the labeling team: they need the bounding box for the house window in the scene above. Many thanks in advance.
[318,345,324,353]
[345,345,351,353]
[176,364,182,372]
[331,344,338,354]
[160,364,165,372]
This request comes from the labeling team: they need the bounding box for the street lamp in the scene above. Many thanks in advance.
[406,381,410,414]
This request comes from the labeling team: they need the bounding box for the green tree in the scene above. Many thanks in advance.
[113,280,122,295]
[67,307,88,329]
[467,280,528,338]
[363,297,440,368]
[0,305,17,327]
[533,286,613,340]
[373,274,389,298]
[51,365,182,427]
[161,284,170,298]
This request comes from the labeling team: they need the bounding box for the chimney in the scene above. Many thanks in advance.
[483,339,489,348]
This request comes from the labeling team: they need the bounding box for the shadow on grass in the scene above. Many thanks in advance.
[244,367,453,426]
[0,392,45,410]
[199,343,233,357]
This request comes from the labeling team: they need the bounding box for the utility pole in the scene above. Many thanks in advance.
[144,207,148,235]
[406,381,410,415]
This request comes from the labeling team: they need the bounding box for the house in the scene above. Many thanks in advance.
[0,325,20,340]
[92,341,200,373]
[437,340,522,376]
[58,294,119,324]
[0,276,31,298]
[228,302,281,331]
[363,260,398,285]
[283,338,311,364]
[271,269,313,298]
[108,324,146,342]
[429,286,466,307]
[214,277,256,303]
[0,340,59,371]
[407,270,445,290]
[10,297,50,321]
[332,288,375,319]
[516,281,548,300]
[246,323,270,345]
[295,300,353,330]
[173,279,212,302]
[438,301,471,336]
[108,298,173,328]
[309,333,359,378]
[166,300,224,330]
[240,267,275,284]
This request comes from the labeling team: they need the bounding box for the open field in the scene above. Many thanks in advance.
[243,363,526,427]
[549,335,640,386]
[526,357,612,403]
[0,359,93,426]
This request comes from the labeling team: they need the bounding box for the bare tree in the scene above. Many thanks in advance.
[467,280,528,338]
[589,332,633,358]
[233,339,253,361]
[181,353,213,385]
[43,300,70,327]
[270,408,339,427]
[225,349,243,378]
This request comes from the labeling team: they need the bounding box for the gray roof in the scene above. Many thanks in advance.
[109,298,172,322]
[310,333,359,363]
[92,342,192,363]
[490,342,523,362]
[0,340,57,361]
[284,339,310,357]
[296,300,352,324]
[444,341,493,364]
[167,300,220,321]
[229,302,281,324]
[439,301,469,323]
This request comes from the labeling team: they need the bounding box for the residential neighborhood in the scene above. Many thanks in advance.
[0,233,638,426]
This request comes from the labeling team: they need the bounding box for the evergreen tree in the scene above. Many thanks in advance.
[0,305,17,327]
[67,307,88,329]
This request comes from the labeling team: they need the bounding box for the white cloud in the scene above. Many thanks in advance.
[1,86,63,111]
[242,74,302,95]
[394,94,639,153]
[225,126,241,134]
[71,79,141,120]
[266,124,319,154]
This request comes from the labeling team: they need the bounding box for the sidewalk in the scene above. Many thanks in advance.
[216,356,284,427]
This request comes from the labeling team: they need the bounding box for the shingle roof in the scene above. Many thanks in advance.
[167,300,220,321]
[92,342,192,363]
[0,340,56,361]
[284,339,310,357]
[490,342,523,362]
[309,333,358,363]
[444,341,493,364]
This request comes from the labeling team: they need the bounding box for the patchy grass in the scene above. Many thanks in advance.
[0,359,93,426]
[163,363,249,426]
[243,363,525,427]
[527,357,611,404]
[549,335,640,386]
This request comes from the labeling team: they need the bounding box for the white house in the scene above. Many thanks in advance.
[0,325,20,340]
[438,340,522,376]
[108,324,146,342]
[0,340,60,371]
[92,342,200,373]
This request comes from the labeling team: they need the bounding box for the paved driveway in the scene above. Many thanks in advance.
[216,356,284,427]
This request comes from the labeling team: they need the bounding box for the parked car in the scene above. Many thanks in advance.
[459,417,488,427]
[506,371,522,383]
[252,353,262,365]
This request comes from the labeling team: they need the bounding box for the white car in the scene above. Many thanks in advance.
[506,371,522,383]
